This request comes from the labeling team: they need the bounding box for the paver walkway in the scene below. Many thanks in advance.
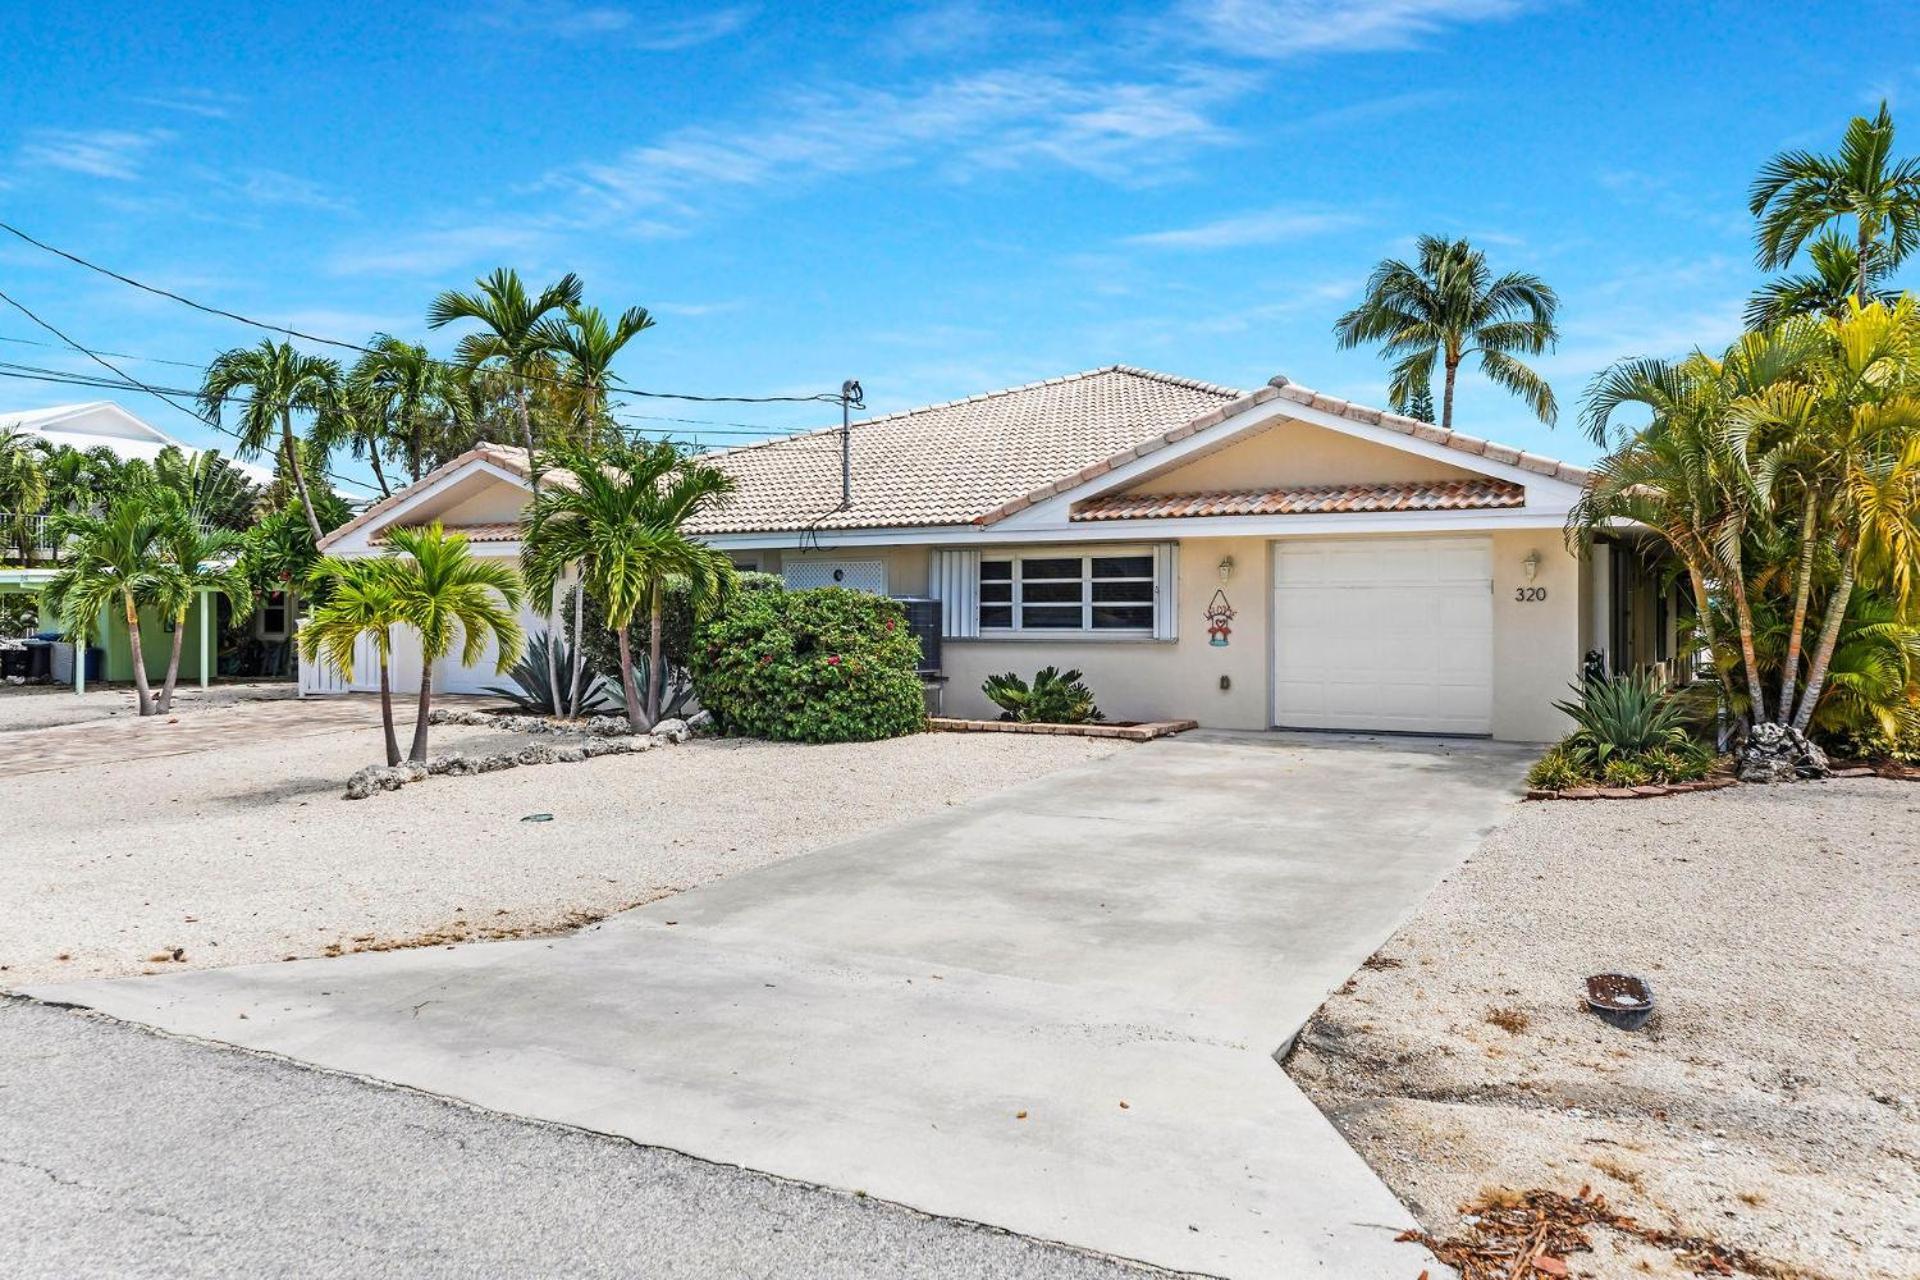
[30,730,1531,1278]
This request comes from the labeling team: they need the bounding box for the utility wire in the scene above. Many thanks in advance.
[0,218,852,407]
[0,293,380,496]
[0,332,207,370]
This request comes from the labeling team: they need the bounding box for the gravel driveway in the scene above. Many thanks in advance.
[1,698,1125,988]
[1287,779,1920,1280]
[0,998,1151,1280]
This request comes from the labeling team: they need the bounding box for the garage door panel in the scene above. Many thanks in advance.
[1272,537,1492,735]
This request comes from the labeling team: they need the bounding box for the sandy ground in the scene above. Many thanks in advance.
[1,709,1126,989]
[0,680,293,731]
[1286,779,1920,1280]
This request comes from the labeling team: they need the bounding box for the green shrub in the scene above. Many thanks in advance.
[691,586,925,742]
[1553,669,1690,764]
[1638,743,1713,782]
[981,666,1103,724]
[1842,722,1920,764]
[1525,741,1594,790]
[1601,757,1651,787]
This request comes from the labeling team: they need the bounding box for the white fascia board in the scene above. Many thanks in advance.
[323,459,530,556]
[993,400,1586,532]
[698,504,1574,551]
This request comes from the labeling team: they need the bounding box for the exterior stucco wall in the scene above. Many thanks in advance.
[1489,530,1581,742]
[1124,417,1477,494]
[941,535,1272,729]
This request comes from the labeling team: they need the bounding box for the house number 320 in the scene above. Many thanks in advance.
[1514,586,1548,602]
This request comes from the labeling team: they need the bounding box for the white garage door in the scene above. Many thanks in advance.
[1271,537,1493,735]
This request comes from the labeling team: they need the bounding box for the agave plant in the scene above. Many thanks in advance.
[1551,669,1691,764]
[982,666,1103,724]
[487,629,618,716]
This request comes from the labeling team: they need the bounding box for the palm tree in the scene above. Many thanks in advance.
[1334,235,1560,430]
[350,336,474,485]
[311,380,395,499]
[300,558,406,766]
[0,427,48,563]
[538,302,655,432]
[428,270,583,707]
[383,523,525,761]
[199,339,343,543]
[1745,230,1899,329]
[1751,101,1920,305]
[521,441,735,732]
[536,301,655,711]
[43,498,169,714]
[145,507,252,714]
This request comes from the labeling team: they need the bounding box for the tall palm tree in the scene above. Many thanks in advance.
[1751,101,1920,305]
[300,557,406,765]
[1745,229,1899,329]
[199,339,343,543]
[538,302,655,432]
[145,507,252,714]
[383,523,524,761]
[1334,235,1560,430]
[428,270,583,707]
[521,441,735,731]
[0,427,48,563]
[311,380,395,499]
[350,336,474,485]
[536,300,655,710]
[44,498,169,714]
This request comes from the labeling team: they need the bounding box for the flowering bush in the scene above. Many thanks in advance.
[691,587,925,742]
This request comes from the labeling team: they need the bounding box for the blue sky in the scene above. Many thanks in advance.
[3,0,1917,498]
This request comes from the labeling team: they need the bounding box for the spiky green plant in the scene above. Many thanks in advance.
[982,666,1103,725]
[1552,670,1691,765]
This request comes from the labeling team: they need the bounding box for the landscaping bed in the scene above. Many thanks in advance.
[927,717,1197,742]
[1286,778,1920,1280]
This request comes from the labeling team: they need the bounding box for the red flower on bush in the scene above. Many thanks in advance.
[759,654,773,666]
[885,618,896,631]
[827,654,842,666]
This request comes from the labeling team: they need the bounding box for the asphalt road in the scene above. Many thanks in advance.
[0,998,1157,1280]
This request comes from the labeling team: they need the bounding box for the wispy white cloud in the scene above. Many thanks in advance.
[1180,0,1536,57]
[129,88,245,120]
[466,1,755,49]
[18,127,173,180]
[1123,205,1364,249]
[549,64,1245,224]
[201,168,354,214]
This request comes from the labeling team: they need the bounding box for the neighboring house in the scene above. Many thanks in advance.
[2,401,286,686]
[310,366,1675,741]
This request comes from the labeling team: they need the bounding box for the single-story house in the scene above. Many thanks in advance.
[310,366,1677,741]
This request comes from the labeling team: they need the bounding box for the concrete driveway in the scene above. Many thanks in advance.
[28,730,1530,1278]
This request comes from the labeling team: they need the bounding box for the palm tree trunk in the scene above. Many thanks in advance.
[1682,556,1721,669]
[367,444,392,499]
[1441,357,1459,431]
[1726,555,1768,725]
[282,412,324,543]
[647,578,665,726]
[567,581,587,717]
[1858,226,1872,306]
[123,594,154,716]
[409,662,434,763]
[1777,488,1820,720]
[378,643,401,767]
[615,623,644,734]
[1792,558,1856,735]
[516,383,563,717]
[157,610,186,714]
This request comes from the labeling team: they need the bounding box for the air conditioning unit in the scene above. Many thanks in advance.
[892,597,943,674]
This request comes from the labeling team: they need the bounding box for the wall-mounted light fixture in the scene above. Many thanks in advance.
[1218,555,1235,581]
[1522,550,1542,582]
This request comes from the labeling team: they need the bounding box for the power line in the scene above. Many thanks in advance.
[0,312,381,496]
[0,218,854,408]
[0,332,206,370]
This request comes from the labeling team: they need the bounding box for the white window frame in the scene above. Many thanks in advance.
[978,549,1157,637]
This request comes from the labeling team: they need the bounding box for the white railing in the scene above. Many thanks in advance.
[8,513,61,559]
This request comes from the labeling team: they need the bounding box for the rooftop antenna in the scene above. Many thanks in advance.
[839,378,864,509]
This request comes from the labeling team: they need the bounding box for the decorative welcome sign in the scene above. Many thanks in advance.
[1205,589,1236,647]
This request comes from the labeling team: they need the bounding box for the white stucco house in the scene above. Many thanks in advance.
[5,401,275,483]
[308,366,1675,741]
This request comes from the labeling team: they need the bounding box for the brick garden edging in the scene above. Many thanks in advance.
[1523,764,1882,802]
[927,717,1197,742]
